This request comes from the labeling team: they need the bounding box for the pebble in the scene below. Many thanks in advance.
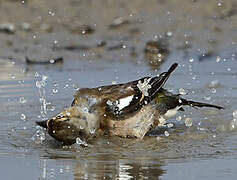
[0,23,15,34]
[40,23,53,32]
[21,22,31,31]
[109,17,130,29]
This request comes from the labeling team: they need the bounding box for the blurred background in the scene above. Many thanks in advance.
[0,0,236,179]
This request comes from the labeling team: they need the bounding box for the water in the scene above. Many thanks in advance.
[0,52,236,179]
[1,0,237,179]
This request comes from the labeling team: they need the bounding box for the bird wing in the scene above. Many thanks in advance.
[105,63,178,120]
[72,63,178,120]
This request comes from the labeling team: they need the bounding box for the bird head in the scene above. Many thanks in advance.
[36,106,99,145]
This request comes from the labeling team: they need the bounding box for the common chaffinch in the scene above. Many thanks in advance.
[37,63,223,145]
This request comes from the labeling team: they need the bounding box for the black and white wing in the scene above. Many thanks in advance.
[106,63,178,119]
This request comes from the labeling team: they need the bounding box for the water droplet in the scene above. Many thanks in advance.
[208,80,219,88]
[20,113,26,120]
[164,131,169,136]
[52,88,58,94]
[211,88,217,93]
[64,84,69,88]
[53,82,59,87]
[216,56,221,62]
[20,67,26,73]
[31,129,46,144]
[49,59,55,64]
[11,75,16,79]
[112,81,117,85]
[49,168,55,178]
[192,75,196,80]
[230,119,237,130]
[90,128,96,134]
[76,137,88,146]
[233,110,237,119]
[167,123,174,128]
[36,81,41,88]
[179,88,186,95]
[73,84,79,90]
[42,75,48,81]
[204,96,211,101]
[35,72,40,78]
[199,127,205,131]
[20,97,27,104]
[50,106,55,112]
[166,31,172,37]
[59,168,63,173]
[176,116,182,121]
[185,117,192,127]
[189,58,194,63]
[41,81,46,87]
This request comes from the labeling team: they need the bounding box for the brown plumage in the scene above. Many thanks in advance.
[36,63,223,145]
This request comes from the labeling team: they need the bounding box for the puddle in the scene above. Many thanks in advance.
[0,0,237,179]
[1,53,237,179]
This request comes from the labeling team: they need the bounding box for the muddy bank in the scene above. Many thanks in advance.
[0,0,236,68]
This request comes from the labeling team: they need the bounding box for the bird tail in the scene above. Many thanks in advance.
[181,99,224,110]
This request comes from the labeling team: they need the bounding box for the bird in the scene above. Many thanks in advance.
[36,63,224,145]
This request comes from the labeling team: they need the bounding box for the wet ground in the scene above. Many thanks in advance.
[0,0,237,179]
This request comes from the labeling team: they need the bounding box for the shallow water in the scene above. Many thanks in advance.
[1,0,237,179]
[0,53,237,179]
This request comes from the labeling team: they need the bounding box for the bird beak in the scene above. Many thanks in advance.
[36,120,48,129]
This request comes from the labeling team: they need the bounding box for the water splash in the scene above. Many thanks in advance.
[31,128,46,144]
[19,96,27,104]
[233,110,237,119]
[185,117,193,127]
[176,115,182,121]
[230,110,237,130]
[76,137,88,147]
[164,131,169,136]
[36,74,49,120]
[179,88,187,95]
[20,113,26,121]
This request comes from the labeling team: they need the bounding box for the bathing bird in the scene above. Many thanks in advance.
[36,63,223,145]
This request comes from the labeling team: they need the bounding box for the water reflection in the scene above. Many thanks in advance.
[0,57,34,102]
[38,137,166,179]
[39,154,165,179]
[74,157,164,180]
